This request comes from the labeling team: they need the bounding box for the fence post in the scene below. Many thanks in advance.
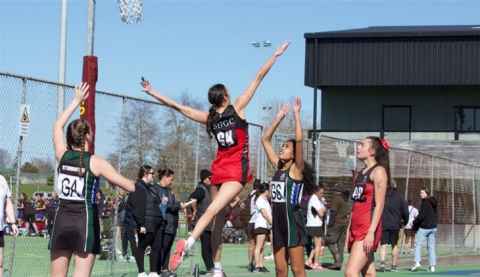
[431,156,435,196]
[472,167,477,252]
[451,163,455,251]
[404,153,412,201]
[353,141,358,172]
[256,127,262,180]
[8,78,28,276]
[315,137,321,185]
[194,123,200,186]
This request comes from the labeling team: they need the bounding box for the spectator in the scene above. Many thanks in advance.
[117,190,136,262]
[324,186,350,270]
[305,184,327,270]
[411,188,438,273]
[156,168,184,275]
[17,193,27,231]
[45,192,59,238]
[187,170,214,273]
[128,165,161,277]
[403,199,419,253]
[378,186,409,272]
[252,182,271,273]
[23,194,38,236]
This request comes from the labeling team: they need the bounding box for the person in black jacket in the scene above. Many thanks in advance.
[324,186,350,271]
[378,186,409,272]
[188,170,214,273]
[127,164,161,277]
[118,190,137,262]
[411,188,438,273]
[156,168,185,275]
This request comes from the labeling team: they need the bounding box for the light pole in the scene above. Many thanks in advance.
[251,42,271,181]
[250,40,272,48]
[260,106,272,181]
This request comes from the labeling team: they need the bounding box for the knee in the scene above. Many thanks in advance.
[344,267,357,277]
[290,264,305,277]
[276,267,288,277]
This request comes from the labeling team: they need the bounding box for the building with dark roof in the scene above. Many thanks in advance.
[304,25,480,142]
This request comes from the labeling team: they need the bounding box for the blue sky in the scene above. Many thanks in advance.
[1,0,480,160]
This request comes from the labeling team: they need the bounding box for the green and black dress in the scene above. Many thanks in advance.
[50,150,101,254]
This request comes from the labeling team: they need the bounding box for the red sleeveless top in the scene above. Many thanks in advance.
[348,164,383,252]
[209,105,252,186]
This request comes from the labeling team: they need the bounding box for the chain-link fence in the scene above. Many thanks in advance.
[305,135,480,257]
[2,71,480,276]
[0,71,266,276]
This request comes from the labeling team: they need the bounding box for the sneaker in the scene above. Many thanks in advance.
[148,273,160,277]
[253,268,262,273]
[430,266,436,272]
[311,264,324,271]
[169,240,186,271]
[410,264,421,272]
[138,273,148,277]
[260,267,269,273]
[248,263,255,272]
[391,265,398,272]
[325,263,342,271]
[212,269,225,277]
[378,262,386,272]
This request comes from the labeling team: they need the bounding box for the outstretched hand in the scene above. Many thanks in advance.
[141,78,152,93]
[74,83,89,104]
[293,96,301,114]
[276,104,289,119]
[274,41,290,57]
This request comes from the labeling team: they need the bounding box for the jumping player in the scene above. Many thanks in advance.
[261,98,313,277]
[141,42,290,274]
[51,83,135,277]
[344,137,389,277]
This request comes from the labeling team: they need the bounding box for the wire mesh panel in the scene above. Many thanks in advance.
[313,134,480,257]
[1,72,480,276]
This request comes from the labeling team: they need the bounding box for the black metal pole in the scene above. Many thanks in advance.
[312,88,318,168]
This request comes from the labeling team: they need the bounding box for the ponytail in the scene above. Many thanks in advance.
[206,83,228,138]
[367,136,391,187]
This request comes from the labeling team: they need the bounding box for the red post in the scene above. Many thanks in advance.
[81,55,98,154]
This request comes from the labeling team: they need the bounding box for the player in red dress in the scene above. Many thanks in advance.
[141,41,290,275]
[345,137,389,277]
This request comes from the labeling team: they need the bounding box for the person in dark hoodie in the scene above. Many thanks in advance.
[324,186,350,271]
[188,170,214,273]
[378,186,409,272]
[410,188,438,273]
[118,190,137,262]
[156,168,184,275]
[127,165,161,277]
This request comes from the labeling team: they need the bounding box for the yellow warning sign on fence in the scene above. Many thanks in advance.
[19,104,30,137]
[20,104,30,124]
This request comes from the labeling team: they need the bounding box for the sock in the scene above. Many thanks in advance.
[186,236,196,250]
[214,262,222,270]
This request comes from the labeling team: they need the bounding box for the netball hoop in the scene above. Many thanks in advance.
[117,0,143,24]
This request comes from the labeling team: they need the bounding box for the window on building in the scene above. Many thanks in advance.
[382,106,411,132]
[456,107,480,131]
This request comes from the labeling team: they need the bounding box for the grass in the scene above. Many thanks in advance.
[3,236,480,277]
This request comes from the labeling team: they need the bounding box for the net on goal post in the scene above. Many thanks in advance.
[117,0,144,24]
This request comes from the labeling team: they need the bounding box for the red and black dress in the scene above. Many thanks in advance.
[348,164,383,252]
[210,105,252,186]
